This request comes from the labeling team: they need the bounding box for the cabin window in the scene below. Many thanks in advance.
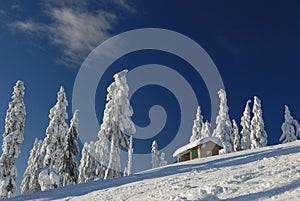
[191,149,198,159]
[206,151,212,157]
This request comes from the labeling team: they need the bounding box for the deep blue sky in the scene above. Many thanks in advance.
[1,0,300,195]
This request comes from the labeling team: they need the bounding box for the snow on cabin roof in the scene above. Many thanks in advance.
[172,137,223,158]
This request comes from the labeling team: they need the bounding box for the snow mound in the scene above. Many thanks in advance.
[8,141,300,201]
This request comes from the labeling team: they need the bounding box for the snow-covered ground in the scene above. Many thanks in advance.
[9,141,300,201]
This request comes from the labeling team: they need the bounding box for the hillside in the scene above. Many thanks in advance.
[9,141,300,201]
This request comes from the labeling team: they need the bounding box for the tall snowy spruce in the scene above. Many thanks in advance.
[280,105,300,143]
[189,106,204,142]
[250,96,268,149]
[20,139,43,195]
[39,86,68,190]
[232,119,241,152]
[240,100,251,150]
[0,80,26,199]
[159,152,167,167]
[151,140,159,169]
[213,89,233,154]
[101,69,136,179]
[61,110,80,186]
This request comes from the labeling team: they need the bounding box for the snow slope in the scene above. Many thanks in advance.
[8,141,300,201]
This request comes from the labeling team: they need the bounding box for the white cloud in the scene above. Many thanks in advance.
[10,21,46,34]
[10,0,135,67]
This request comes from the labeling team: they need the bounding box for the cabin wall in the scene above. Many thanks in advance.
[200,141,222,158]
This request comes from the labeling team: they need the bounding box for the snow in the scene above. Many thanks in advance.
[8,141,300,201]
[173,137,223,158]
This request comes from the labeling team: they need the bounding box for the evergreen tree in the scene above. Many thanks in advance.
[101,70,136,179]
[213,89,233,154]
[189,106,204,142]
[232,119,241,152]
[280,105,299,143]
[39,86,68,190]
[62,110,80,186]
[201,121,211,138]
[20,139,43,195]
[151,140,159,169]
[240,100,251,150]
[250,96,268,149]
[159,152,167,167]
[0,80,26,199]
[78,142,102,183]
[94,132,109,180]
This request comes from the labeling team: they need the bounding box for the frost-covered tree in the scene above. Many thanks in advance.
[240,100,251,150]
[20,139,43,195]
[62,110,80,186]
[280,105,299,143]
[39,86,68,191]
[78,142,102,183]
[151,140,159,168]
[213,89,233,154]
[78,131,109,183]
[159,152,167,167]
[101,70,136,180]
[250,96,268,149]
[0,80,26,199]
[201,121,211,138]
[125,135,133,176]
[232,119,241,152]
[189,106,204,142]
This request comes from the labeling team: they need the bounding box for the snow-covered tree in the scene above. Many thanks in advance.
[20,139,43,195]
[78,131,109,183]
[101,70,136,179]
[78,142,102,183]
[61,110,80,186]
[280,105,299,143]
[94,132,109,180]
[159,152,167,167]
[250,96,268,149]
[213,89,233,154]
[0,80,26,199]
[232,119,241,152]
[240,100,251,150]
[151,140,159,169]
[39,86,68,191]
[124,135,133,176]
[189,106,204,142]
[201,121,211,138]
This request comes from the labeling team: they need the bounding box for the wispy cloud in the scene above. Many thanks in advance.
[10,0,135,68]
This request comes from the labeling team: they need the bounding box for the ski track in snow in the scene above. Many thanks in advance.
[8,141,300,201]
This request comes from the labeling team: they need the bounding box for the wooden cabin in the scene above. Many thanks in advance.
[173,137,223,163]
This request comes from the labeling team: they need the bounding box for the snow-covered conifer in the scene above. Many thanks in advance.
[101,70,136,179]
[250,96,268,149]
[78,142,102,183]
[62,110,80,186]
[280,105,298,143]
[189,106,204,142]
[201,121,211,138]
[232,119,241,152]
[151,140,159,168]
[20,139,43,194]
[159,152,167,167]
[0,80,26,199]
[240,100,251,150]
[39,86,68,190]
[213,89,233,154]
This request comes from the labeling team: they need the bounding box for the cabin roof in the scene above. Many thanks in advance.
[172,137,223,158]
